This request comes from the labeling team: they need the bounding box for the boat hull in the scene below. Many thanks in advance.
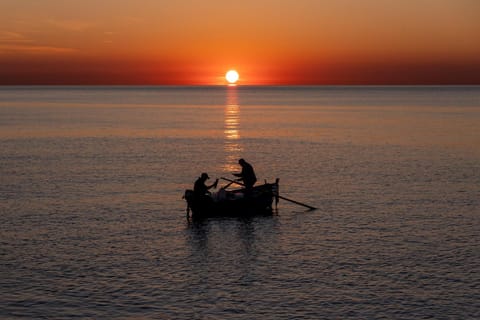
[184,182,278,218]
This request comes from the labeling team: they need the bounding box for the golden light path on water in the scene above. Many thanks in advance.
[223,86,242,173]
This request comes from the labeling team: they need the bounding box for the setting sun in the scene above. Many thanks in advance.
[225,70,239,84]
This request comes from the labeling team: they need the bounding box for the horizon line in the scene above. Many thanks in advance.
[1,84,480,87]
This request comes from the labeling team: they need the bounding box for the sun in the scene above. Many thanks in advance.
[225,70,239,84]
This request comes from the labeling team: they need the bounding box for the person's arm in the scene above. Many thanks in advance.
[207,179,219,189]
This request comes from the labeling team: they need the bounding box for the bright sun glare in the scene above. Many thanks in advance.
[225,70,239,84]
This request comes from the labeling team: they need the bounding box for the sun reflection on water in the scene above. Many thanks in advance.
[223,86,243,173]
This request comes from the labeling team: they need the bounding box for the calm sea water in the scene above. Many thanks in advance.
[1,86,479,319]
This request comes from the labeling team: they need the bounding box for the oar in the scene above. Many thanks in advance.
[220,177,244,188]
[221,180,235,189]
[221,177,242,185]
[220,177,317,210]
[277,195,316,211]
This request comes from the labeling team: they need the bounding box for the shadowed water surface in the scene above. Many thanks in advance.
[1,86,479,319]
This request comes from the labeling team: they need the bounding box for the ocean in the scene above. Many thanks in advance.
[1,86,479,319]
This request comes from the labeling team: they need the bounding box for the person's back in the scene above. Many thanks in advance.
[239,159,256,189]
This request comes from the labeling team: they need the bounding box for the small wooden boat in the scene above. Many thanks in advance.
[184,179,279,218]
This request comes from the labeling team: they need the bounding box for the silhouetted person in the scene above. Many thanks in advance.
[193,173,218,199]
[233,158,257,189]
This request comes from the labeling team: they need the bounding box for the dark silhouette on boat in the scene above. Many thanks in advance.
[232,158,257,190]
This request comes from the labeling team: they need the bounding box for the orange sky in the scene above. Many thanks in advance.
[1,0,479,85]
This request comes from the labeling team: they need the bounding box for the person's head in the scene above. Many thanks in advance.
[238,158,245,166]
[200,172,209,181]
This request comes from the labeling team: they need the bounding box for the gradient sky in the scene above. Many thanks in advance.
[1,0,479,85]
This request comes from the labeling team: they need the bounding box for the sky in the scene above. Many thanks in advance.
[1,0,479,85]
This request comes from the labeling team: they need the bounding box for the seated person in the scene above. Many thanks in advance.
[233,158,257,189]
[193,173,218,199]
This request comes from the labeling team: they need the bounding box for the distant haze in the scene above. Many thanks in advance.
[1,0,479,85]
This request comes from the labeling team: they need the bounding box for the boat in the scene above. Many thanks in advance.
[184,179,279,218]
